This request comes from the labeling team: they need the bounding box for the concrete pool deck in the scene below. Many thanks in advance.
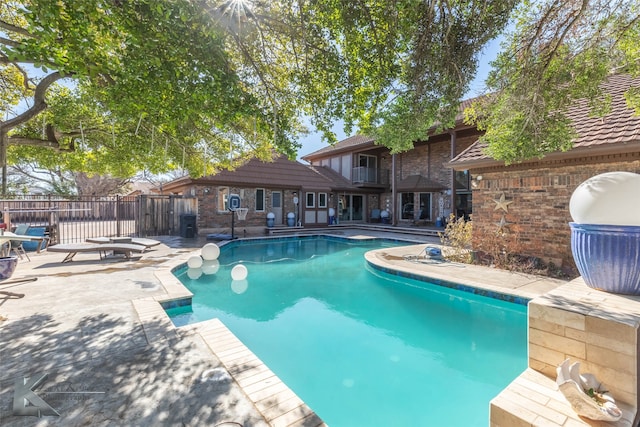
[0,231,616,426]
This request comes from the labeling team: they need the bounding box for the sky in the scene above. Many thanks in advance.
[296,36,503,162]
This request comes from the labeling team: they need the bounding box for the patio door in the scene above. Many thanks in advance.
[338,194,364,222]
[272,191,282,224]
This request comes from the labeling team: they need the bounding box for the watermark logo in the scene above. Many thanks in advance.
[13,373,59,417]
[12,373,105,417]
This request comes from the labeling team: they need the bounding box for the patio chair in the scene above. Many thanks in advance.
[370,209,381,223]
[21,227,49,252]
[9,224,31,261]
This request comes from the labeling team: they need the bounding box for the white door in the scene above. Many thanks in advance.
[272,191,282,224]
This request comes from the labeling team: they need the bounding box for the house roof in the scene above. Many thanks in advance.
[164,154,336,192]
[302,135,376,161]
[309,165,359,191]
[396,175,446,192]
[302,96,485,161]
[200,155,332,191]
[449,74,640,169]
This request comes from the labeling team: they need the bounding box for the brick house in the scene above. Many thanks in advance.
[301,114,481,225]
[162,103,484,233]
[163,74,639,273]
[448,74,640,272]
[161,154,368,231]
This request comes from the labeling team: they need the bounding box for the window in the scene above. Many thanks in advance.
[306,192,315,208]
[357,154,377,183]
[255,188,265,211]
[456,170,471,190]
[401,192,414,219]
[217,187,229,212]
[318,193,327,208]
[418,193,432,220]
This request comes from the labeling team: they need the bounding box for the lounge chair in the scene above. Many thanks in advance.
[47,243,147,263]
[9,224,31,261]
[85,237,161,248]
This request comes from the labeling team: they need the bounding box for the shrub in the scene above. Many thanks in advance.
[439,214,473,263]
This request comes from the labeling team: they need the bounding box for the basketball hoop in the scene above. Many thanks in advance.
[236,208,249,221]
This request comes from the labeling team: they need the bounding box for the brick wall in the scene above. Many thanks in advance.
[471,154,640,271]
[393,137,475,222]
[397,136,475,183]
[196,186,328,229]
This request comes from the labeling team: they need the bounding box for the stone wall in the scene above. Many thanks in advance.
[471,153,640,272]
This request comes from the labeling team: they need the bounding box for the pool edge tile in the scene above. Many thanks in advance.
[192,319,327,427]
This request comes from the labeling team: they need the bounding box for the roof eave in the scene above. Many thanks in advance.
[448,141,640,170]
[302,141,379,162]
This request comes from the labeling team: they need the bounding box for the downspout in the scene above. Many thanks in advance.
[392,153,397,226]
[427,143,431,179]
[449,130,457,218]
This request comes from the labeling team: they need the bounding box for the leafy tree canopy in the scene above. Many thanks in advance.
[2,0,639,184]
[466,0,640,163]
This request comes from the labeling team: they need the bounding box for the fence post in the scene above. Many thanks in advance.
[116,195,121,237]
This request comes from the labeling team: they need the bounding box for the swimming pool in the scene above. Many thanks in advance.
[167,236,527,426]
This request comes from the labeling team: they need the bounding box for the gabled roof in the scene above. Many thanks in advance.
[450,74,640,169]
[309,165,359,191]
[164,154,335,191]
[302,135,376,161]
[302,96,485,161]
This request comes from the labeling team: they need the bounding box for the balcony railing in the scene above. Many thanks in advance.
[352,167,390,186]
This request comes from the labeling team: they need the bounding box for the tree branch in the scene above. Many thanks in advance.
[0,19,32,38]
[2,72,70,131]
[0,36,21,48]
[6,135,75,152]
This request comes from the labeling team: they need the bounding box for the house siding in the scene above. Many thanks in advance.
[471,152,640,272]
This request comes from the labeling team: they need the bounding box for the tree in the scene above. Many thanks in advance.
[0,0,300,193]
[2,0,638,188]
[466,0,640,163]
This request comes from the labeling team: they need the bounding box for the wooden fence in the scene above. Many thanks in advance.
[1,195,198,244]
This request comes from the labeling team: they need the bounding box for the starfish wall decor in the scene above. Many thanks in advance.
[492,192,513,232]
[493,192,513,213]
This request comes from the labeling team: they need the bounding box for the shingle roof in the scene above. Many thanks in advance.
[309,165,359,191]
[396,175,446,192]
[302,135,375,160]
[193,154,334,190]
[450,74,640,168]
[302,96,486,161]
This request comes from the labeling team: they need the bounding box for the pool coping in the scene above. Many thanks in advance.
[142,238,333,427]
[138,235,567,426]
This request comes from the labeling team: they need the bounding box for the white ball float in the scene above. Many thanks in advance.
[231,264,248,281]
[201,259,220,275]
[186,268,202,280]
[201,243,220,261]
[187,255,203,269]
[570,171,640,226]
[231,279,248,294]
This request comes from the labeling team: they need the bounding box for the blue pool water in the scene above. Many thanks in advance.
[168,236,528,426]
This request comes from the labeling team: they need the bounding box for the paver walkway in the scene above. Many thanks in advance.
[0,237,268,426]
